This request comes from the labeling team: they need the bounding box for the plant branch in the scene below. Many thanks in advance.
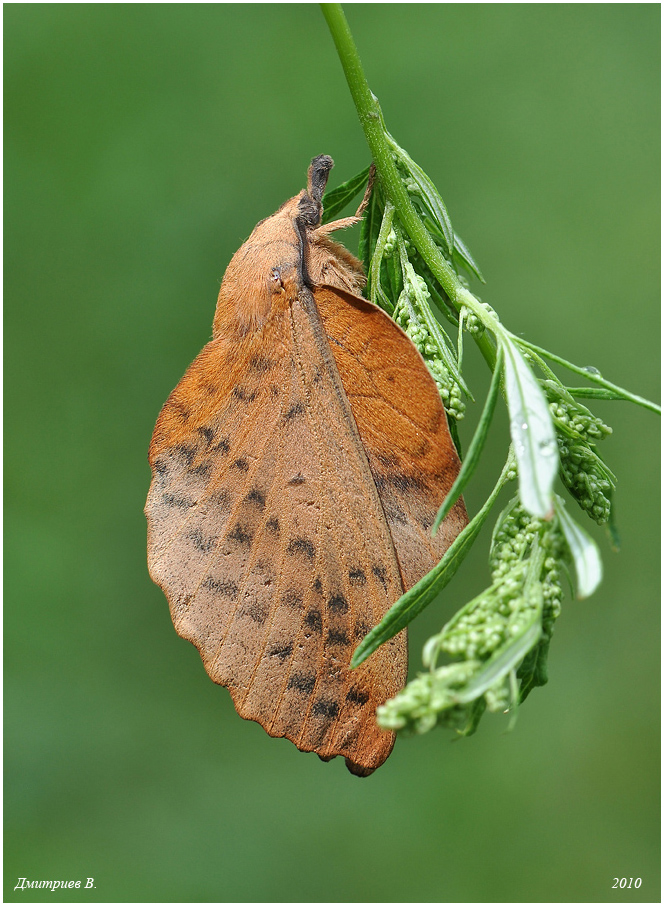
[515,338,660,414]
[321,2,497,372]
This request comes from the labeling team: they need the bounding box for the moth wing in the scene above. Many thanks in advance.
[146,296,407,776]
[315,285,469,590]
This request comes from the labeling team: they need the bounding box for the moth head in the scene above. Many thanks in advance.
[213,155,364,339]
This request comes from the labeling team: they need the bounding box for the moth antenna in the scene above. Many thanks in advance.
[299,155,334,228]
[307,155,334,204]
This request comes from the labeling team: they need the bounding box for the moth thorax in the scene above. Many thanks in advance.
[307,232,366,296]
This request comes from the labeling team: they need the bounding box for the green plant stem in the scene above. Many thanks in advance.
[321,2,497,373]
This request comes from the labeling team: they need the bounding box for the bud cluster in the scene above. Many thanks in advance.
[558,442,615,524]
[431,561,536,663]
[377,661,480,735]
[394,281,465,420]
[382,228,397,258]
[461,306,484,337]
[547,392,612,443]
[545,384,616,525]
[376,499,566,737]
[490,501,564,640]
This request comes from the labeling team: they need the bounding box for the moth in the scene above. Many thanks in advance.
[146,155,468,776]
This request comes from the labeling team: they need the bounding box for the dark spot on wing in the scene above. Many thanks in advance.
[188,528,218,553]
[240,603,268,624]
[281,589,303,610]
[174,443,197,466]
[328,593,349,614]
[284,401,306,421]
[266,517,280,534]
[287,537,315,560]
[211,489,231,508]
[190,461,212,479]
[287,673,316,695]
[305,609,322,633]
[384,498,408,525]
[354,619,372,640]
[346,687,370,706]
[232,457,249,472]
[287,472,306,486]
[376,453,398,470]
[269,385,280,398]
[214,438,230,455]
[172,401,190,422]
[161,493,194,509]
[312,577,323,594]
[389,473,425,494]
[249,355,275,374]
[313,698,340,720]
[197,426,215,448]
[154,459,167,475]
[326,629,349,647]
[372,565,388,589]
[233,386,257,403]
[245,488,266,510]
[349,567,366,586]
[202,576,239,599]
[268,643,293,660]
[228,523,252,547]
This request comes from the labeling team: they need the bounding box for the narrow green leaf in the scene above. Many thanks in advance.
[432,343,504,534]
[447,411,463,459]
[403,158,454,256]
[352,460,511,668]
[607,500,621,553]
[458,696,487,738]
[515,338,661,415]
[453,232,485,283]
[456,307,466,373]
[369,202,395,313]
[384,252,402,310]
[517,637,551,702]
[420,270,460,328]
[321,165,371,223]
[500,335,558,519]
[386,134,454,255]
[555,497,603,598]
[358,184,383,273]
[567,387,634,402]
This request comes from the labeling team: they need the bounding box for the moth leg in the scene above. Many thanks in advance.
[315,164,376,235]
[315,215,362,235]
[354,163,375,217]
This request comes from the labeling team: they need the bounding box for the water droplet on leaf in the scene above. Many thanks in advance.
[538,439,557,457]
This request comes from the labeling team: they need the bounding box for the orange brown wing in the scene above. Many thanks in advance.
[315,285,468,590]
[146,289,407,776]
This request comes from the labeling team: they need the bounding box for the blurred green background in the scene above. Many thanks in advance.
[5,4,659,903]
